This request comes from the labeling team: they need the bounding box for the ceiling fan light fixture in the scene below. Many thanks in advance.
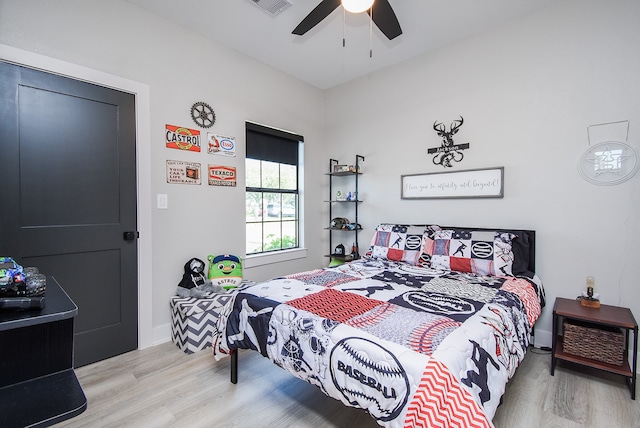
[342,0,374,14]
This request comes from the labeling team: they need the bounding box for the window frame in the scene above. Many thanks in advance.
[245,122,304,259]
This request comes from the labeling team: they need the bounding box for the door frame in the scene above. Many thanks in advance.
[0,43,154,350]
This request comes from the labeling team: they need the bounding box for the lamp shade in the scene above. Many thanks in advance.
[342,0,374,13]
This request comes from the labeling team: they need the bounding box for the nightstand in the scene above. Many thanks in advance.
[551,297,637,400]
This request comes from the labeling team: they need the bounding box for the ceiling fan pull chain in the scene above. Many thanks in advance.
[369,6,373,57]
[343,8,346,47]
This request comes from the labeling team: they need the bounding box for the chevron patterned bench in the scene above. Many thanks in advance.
[170,293,231,354]
[170,281,256,354]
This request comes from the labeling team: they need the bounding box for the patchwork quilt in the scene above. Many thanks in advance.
[213,257,544,427]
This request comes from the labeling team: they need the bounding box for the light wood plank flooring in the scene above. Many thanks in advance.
[53,343,640,427]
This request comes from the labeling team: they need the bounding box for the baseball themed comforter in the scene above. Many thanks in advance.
[213,257,544,427]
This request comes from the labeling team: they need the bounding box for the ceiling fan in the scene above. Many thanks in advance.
[292,0,402,40]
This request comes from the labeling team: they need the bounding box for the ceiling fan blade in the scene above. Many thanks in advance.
[368,0,402,40]
[292,0,342,36]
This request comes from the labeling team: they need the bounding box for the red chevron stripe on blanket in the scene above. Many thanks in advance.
[404,359,493,428]
[500,277,541,326]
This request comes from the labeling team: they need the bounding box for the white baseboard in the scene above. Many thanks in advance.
[533,328,552,349]
[152,322,172,347]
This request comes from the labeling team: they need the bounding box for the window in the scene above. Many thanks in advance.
[245,122,303,255]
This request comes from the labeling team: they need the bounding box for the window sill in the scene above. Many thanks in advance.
[244,248,308,268]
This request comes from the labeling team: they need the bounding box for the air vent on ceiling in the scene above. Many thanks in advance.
[251,0,292,16]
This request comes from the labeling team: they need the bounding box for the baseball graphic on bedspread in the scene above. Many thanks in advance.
[330,337,409,422]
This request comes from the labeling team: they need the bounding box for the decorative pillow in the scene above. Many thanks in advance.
[416,224,442,268]
[424,229,516,276]
[508,231,531,276]
[365,224,428,265]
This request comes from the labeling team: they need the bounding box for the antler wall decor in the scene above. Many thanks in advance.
[427,116,470,167]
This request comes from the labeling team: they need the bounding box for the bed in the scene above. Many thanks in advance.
[212,224,545,427]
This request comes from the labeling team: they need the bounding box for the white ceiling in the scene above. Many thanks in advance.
[126,0,561,90]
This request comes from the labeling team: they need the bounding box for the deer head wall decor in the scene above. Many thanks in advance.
[428,116,470,167]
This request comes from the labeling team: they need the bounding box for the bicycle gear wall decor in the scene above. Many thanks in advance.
[190,102,216,128]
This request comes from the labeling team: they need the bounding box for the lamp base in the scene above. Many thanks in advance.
[579,297,601,308]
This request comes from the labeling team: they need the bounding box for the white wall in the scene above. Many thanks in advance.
[1,0,639,351]
[324,0,640,346]
[0,0,327,344]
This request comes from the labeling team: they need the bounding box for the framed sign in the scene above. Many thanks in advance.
[208,165,237,187]
[401,167,504,199]
[165,124,201,152]
[207,133,237,157]
[166,160,201,185]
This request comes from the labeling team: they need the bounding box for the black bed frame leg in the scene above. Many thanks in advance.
[230,349,238,384]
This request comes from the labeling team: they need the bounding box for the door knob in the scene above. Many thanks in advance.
[123,231,139,241]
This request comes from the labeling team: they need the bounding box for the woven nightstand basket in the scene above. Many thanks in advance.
[563,319,625,366]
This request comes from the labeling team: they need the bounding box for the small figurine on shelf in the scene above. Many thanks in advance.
[351,242,359,259]
[330,217,349,229]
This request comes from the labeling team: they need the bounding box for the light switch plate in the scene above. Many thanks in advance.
[157,193,168,209]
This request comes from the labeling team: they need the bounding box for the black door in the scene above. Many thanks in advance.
[0,62,138,367]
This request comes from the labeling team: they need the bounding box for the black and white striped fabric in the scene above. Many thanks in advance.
[170,281,255,353]
[170,293,233,353]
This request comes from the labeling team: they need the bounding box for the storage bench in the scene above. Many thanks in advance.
[170,281,255,354]
[170,293,232,353]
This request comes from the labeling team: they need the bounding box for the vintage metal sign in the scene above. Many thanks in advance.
[208,165,237,187]
[165,124,201,152]
[166,160,201,185]
[207,133,236,157]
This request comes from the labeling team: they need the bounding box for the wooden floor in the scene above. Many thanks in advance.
[53,342,640,428]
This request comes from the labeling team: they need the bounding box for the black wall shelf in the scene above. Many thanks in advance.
[325,155,364,262]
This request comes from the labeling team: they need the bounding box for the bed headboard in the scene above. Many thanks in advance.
[441,226,536,275]
[372,223,537,276]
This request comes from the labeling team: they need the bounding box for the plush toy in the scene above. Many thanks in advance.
[208,254,242,290]
[176,257,223,298]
